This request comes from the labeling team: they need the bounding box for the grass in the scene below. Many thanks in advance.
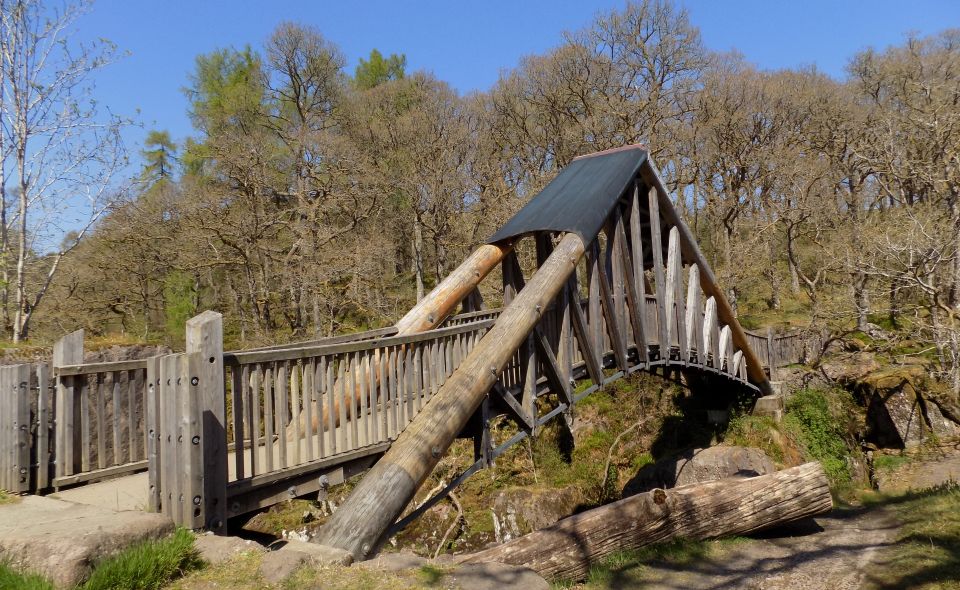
[873,453,912,473]
[862,482,960,589]
[81,528,203,590]
[0,490,18,505]
[0,564,55,590]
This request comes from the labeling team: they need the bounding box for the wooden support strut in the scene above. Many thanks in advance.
[314,233,586,559]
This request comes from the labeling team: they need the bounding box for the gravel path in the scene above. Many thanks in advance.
[611,509,899,590]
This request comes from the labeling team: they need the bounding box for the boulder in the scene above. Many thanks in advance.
[624,446,776,496]
[821,352,880,385]
[857,365,959,448]
[193,533,264,565]
[489,485,582,544]
[258,540,352,584]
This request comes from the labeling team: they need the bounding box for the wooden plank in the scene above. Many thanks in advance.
[296,359,308,465]
[629,183,649,345]
[350,353,361,449]
[616,218,648,366]
[337,358,348,450]
[703,297,720,368]
[719,325,733,372]
[250,366,261,477]
[158,355,177,518]
[55,358,148,377]
[586,246,604,360]
[80,375,91,473]
[278,362,290,468]
[593,240,629,370]
[146,357,161,512]
[686,265,703,364]
[12,364,30,492]
[262,365,275,473]
[533,327,573,406]
[36,363,51,490]
[668,228,688,362]
[326,358,337,454]
[231,365,245,481]
[96,373,106,470]
[224,319,496,367]
[520,334,536,429]
[360,353,370,446]
[111,372,122,466]
[567,279,604,387]
[648,187,669,359]
[181,352,205,529]
[368,352,379,443]
[129,369,141,462]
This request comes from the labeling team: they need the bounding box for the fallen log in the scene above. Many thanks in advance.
[460,462,833,582]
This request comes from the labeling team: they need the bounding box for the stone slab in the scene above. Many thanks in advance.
[193,533,264,565]
[0,495,173,588]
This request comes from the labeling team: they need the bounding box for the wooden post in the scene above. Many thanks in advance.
[35,363,51,491]
[146,356,161,512]
[186,311,227,534]
[315,233,586,560]
[53,330,83,483]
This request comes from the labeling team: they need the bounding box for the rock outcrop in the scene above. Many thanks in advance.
[623,445,776,496]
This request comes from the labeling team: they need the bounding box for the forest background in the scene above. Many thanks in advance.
[2,0,960,392]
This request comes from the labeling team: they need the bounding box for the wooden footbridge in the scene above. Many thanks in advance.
[1,146,810,556]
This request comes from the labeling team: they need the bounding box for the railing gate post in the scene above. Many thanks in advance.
[186,311,227,534]
[52,330,84,486]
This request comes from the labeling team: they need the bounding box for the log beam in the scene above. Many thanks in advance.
[462,462,832,581]
[314,233,586,559]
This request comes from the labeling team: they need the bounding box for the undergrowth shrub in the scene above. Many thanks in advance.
[783,388,853,486]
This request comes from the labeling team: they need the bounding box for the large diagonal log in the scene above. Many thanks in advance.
[395,243,512,334]
[315,233,586,559]
[641,164,773,395]
[462,462,832,581]
[291,243,513,438]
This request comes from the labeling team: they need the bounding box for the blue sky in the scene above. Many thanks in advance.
[76,0,960,154]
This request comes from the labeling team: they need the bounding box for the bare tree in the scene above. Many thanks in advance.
[0,0,128,341]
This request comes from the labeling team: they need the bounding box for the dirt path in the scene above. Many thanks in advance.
[604,508,899,590]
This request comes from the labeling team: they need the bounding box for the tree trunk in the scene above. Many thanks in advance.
[413,214,425,302]
[462,462,832,582]
[854,272,869,332]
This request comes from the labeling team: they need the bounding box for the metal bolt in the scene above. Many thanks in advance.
[288,486,297,497]
[318,474,329,489]
[191,377,199,386]
[489,366,497,375]
[431,446,441,458]
[361,543,371,555]
[193,495,201,506]
[192,435,200,445]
